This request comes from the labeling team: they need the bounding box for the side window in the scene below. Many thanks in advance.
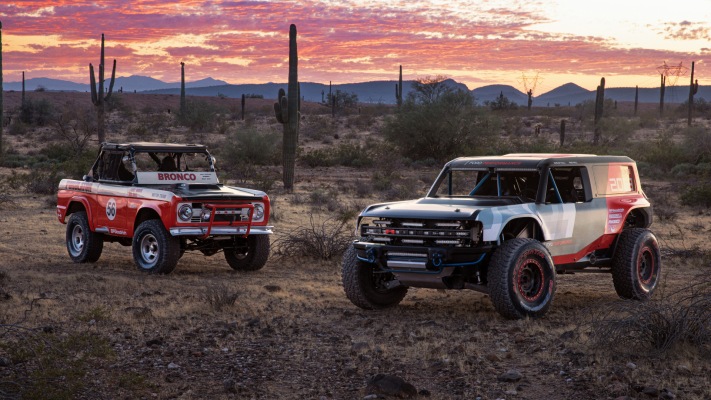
[96,151,133,182]
[593,165,635,195]
[546,167,589,203]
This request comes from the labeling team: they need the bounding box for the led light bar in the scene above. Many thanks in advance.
[401,239,424,244]
[388,252,427,258]
[401,222,424,227]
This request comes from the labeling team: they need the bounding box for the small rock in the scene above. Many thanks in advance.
[660,388,675,399]
[676,364,691,375]
[505,389,518,395]
[264,285,282,292]
[146,338,163,347]
[223,378,237,393]
[497,369,523,382]
[626,362,637,370]
[366,374,417,399]
[165,371,181,383]
[418,389,431,396]
[485,354,501,362]
[0,357,10,367]
[559,330,575,340]
[351,342,370,353]
[641,386,659,397]
[167,362,179,369]
[363,395,378,400]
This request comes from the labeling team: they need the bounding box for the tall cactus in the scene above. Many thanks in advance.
[688,61,698,126]
[89,33,116,144]
[0,20,3,161]
[593,77,605,145]
[273,24,299,191]
[180,62,186,116]
[659,74,666,116]
[396,65,403,106]
[527,89,533,111]
[634,85,638,115]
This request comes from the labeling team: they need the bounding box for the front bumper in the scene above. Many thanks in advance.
[170,225,273,236]
[352,240,492,272]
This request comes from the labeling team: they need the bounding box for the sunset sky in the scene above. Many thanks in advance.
[1,0,710,93]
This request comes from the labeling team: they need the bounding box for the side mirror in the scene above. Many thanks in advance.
[83,175,93,182]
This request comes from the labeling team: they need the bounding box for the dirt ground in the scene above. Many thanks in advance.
[1,94,710,399]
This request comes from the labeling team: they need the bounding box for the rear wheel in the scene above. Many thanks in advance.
[132,220,180,274]
[66,211,103,263]
[487,238,556,319]
[612,228,661,300]
[342,247,407,309]
[224,235,270,271]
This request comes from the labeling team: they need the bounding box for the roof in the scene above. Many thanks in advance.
[100,142,209,152]
[446,153,635,169]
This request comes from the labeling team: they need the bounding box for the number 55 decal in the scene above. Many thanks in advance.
[106,198,117,221]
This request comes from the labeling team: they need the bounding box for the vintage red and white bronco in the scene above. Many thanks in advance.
[56,142,271,274]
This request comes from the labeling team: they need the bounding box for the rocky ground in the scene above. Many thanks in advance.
[0,171,710,400]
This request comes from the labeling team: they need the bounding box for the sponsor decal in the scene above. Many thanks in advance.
[106,198,117,221]
[110,228,127,235]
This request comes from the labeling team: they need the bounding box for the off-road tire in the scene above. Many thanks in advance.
[225,235,270,271]
[132,219,180,274]
[488,238,556,319]
[66,211,103,263]
[612,228,661,300]
[342,247,408,309]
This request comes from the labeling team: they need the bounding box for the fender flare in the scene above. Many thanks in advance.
[65,196,96,230]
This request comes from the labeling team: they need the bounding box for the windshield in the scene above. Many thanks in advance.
[430,169,540,200]
[133,151,213,173]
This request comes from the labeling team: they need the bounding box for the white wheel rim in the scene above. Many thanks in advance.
[139,234,159,267]
[70,225,85,255]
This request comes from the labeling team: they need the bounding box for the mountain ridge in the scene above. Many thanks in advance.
[3,76,707,106]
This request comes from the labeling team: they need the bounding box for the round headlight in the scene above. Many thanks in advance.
[178,204,193,222]
[253,204,265,221]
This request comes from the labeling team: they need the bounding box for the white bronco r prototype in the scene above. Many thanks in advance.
[342,154,660,319]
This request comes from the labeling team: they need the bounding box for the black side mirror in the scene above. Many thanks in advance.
[83,175,93,182]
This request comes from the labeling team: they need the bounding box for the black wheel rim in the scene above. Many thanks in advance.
[637,246,656,286]
[516,259,544,303]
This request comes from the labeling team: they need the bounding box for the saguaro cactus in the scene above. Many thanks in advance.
[688,61,698,126]
[659,74,666,116]
[273,24,299,191]
[396,65,403,107]
[593,77,605,145]
[89,33,116,144]
[527,89,533,111]
[634,85,638,116]
[180,62,186,116]
[0,20,3,160]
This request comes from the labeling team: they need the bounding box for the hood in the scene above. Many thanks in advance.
[154,184,266,201]
[361,197,523,220]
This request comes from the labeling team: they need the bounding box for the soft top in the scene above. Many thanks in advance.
[446,153,634,170]
[101,142,208,153]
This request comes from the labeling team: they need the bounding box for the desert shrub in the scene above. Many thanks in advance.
[301,148,336,168]
[584,282,711,356]
[204,285,239,311]
[273,215,351,260]
[670,163,696,177]
[384,89,491,162]
[681,125,711,164]
[25,169,60,195]
[302,115,338,141]
[20,98,54,126]
[302,143,373,168]
[219,127,281,169]
[596,117,637,145]
[7,120,28,136]
[680,184,711,208]
[178,99,223,132]
[0,327,114,399]
[632,132,688,175]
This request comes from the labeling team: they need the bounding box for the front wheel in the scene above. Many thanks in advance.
[224,235,270,271]
[132,220,180,274]
[342,247,408,309]
[612,228,661,300]
[487,238,556,319]
[66,211,103,263]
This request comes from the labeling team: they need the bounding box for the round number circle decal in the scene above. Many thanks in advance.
[106,198,117,221]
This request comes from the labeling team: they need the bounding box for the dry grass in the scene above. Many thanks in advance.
[0,93,710,399]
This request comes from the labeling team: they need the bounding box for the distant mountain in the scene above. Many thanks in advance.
[472,85,528,105]
[3,77,88,92]
[3,75,709,106]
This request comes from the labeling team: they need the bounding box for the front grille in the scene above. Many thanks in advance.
[190,205,251,223]
[360,219,481,247]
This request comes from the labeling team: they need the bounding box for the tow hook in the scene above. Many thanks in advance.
[431,251,445,268]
